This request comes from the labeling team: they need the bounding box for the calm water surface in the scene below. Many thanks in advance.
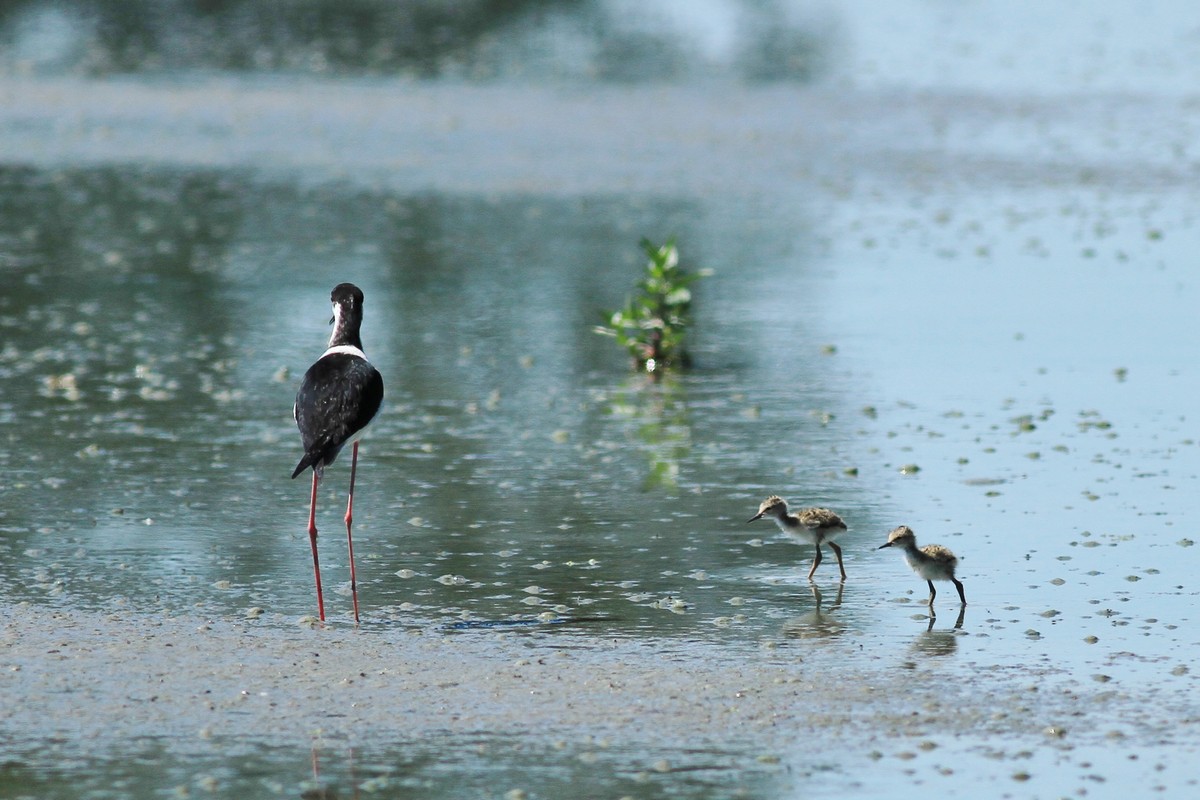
[3,1,1200,798]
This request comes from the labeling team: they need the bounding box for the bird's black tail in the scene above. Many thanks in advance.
[291,452,319,479]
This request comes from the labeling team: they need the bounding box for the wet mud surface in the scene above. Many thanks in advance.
[3,601,1197,798]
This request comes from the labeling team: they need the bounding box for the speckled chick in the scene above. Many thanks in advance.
[747,495,849,581]
[878,525,966,607]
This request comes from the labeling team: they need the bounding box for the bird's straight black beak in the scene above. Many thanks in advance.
[329,315,335,325]
[747,512,764,523]
[877,542,893,550]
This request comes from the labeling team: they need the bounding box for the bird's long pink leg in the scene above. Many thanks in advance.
[345,441,361,624]
[308,470,325,621]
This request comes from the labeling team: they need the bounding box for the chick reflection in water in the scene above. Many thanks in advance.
[781,583,846,640]
[910,607,967,658]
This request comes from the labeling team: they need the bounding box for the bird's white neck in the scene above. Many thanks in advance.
[321,344,368,360]
[771,514,798,532]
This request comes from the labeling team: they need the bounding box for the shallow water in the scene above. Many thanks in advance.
[3,1,1200,798]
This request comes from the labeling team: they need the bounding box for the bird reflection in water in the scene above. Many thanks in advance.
[910,606,966,658]
[781,583,845,640]
[303,742,358,800]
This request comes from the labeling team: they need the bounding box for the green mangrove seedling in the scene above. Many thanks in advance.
[595,237,709,374]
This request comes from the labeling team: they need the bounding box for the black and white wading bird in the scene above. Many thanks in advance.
[292,283,384,622]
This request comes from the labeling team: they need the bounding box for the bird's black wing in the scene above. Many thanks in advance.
[291,354,384,478]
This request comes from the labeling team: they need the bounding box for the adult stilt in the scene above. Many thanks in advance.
[292,283,384,622]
